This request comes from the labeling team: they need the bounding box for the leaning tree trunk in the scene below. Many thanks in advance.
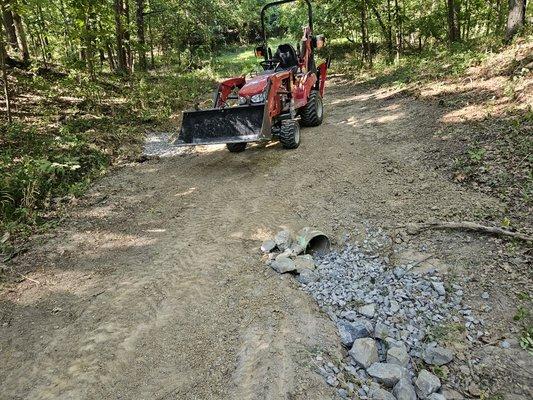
[1,1,17,51]
[505,0,527,43]
[136,0,146,71]
[12,12,29,62]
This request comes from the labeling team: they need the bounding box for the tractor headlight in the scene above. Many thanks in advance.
[250,92,266,104]
[238,96,248,105]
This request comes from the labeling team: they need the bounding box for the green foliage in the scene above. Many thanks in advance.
[0,121,110,228]
[513,306,529,322]
[520,327,533,355]
[468,147,486,163]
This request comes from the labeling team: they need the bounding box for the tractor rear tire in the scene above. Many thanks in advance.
[300,91,324,127]
[226,142,247,153]
[279,120,301,149]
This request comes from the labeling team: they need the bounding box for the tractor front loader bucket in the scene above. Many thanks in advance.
[176,104,270,146]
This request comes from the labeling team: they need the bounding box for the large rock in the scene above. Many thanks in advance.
[270,258,296,273]
[275,249,294,260]
[423,345,454,366]
[387,346,410,367]
[294,254,315,272]
[374,322,391,339]
[274,230,292,251]
[367,363,407,387]
[349,338,379,368]
[340,310,359,321]
[368,385,396,400]
[393,378,417,400]
[384,337,408,352]
[414,369,441,399]
[297,269,317,285]
[338,319,373,347]
[260,239,276,253]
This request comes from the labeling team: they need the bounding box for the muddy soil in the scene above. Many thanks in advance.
[1,78,530,399]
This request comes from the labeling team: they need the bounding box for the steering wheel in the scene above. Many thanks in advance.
[260,60,280,71]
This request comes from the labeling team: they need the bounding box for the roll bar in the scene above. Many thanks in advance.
[260,0,313,57]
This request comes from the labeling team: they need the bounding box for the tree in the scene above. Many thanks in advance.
[1,0,18,51]
[394,0,403,62]
[447,0,461,43]
[83,2,95,79]
[114,0,128,73]
[136,0,146,71]
[505,0,527,43]
[12,11,29,62]
[0,19,11,123]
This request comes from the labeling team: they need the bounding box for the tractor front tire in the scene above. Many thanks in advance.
[226,142,247,153]
[279,120,301,149]
[300,90,324,127]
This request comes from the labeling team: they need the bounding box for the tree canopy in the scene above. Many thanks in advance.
[0,0,530,78]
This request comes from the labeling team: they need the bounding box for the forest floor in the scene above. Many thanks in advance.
[1,44,532,399]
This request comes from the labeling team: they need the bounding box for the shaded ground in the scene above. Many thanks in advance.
[1,77,531,399]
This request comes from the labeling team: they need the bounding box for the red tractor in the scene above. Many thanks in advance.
[177,0,329,152]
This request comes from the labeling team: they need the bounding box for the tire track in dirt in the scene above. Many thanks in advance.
[1,79,501,399]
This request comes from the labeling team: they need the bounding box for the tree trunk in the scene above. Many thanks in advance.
[1,1,17,51]
[84,10,95,80]
[36,3,50,64]
[59,0,75,59]
[447,0,461,43]
[148,14,154,69]
[114,0,127,74]
[368,0,392,60]
[136,0,146,71]
[360,1,371,67]
[394,0,402,63]
[505,0,526,42]
[0,21,12,123]
[11,12,29,62]
[124,0,132,71]
[106,43,116,71]
[386,0,393,60]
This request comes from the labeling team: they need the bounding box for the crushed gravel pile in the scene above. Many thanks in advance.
[306,244,464,357]
[262,228,482,399]
[143,133,189,157]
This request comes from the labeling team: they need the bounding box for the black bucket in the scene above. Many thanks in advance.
[177,104,267,145]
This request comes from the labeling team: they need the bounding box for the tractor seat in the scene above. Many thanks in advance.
[273,44,299,70]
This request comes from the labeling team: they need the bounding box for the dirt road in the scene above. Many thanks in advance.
[0,79,506,399]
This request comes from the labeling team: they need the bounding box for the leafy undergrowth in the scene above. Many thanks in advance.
[0,48,259,258]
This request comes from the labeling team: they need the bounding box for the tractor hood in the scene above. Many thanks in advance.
[238,73,274,98]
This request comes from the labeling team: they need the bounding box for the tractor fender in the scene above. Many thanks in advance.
[293,72,317,109]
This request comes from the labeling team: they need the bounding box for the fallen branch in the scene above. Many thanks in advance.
[18,274,41,285]
[395,221,533,243]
